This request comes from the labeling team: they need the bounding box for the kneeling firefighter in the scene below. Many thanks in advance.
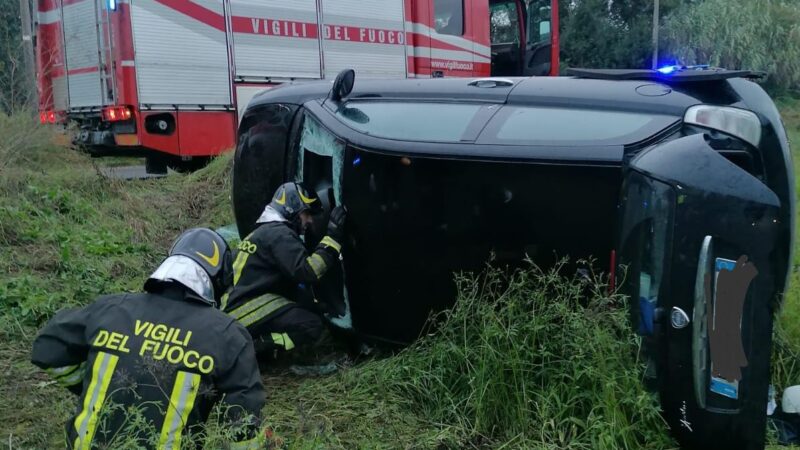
[223,181,346,357]
[31,229,266,450]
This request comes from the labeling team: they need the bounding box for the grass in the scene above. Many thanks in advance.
[0,113,235,448]
[0,97,798,449]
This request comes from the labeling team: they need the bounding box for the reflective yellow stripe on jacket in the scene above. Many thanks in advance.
[73,352,119,450]
[227,294,292,328]
[158,371,201,450]
[47,362,86,388]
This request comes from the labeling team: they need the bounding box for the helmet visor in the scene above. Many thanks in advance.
[146,255,215,306]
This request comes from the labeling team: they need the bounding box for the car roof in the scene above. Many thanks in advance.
[247,75,742,116]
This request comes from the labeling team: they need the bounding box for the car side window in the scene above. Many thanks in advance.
[295,112,346,205]
[433,0,464,36]
[490,1,520,45]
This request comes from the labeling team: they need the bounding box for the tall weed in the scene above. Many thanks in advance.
[358,262,674,449]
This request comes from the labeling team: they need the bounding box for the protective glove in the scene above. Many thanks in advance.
[326,205,347,244]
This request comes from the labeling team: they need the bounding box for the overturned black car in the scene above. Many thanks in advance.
[232,68,794,450]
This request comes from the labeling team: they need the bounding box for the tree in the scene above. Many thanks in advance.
[0,0,33,113]
[557,0,692,70]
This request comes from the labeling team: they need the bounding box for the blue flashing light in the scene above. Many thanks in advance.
[108,0,117,10]
[352,156,361,167]
[657,65,677,75]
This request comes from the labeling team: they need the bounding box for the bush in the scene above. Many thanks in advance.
[662,0,800,94]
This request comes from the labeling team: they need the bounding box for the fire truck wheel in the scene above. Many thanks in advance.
[167,157,210,173]
[145,153,168,175]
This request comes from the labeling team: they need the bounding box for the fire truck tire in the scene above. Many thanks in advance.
[145,153,168,175]
[167,157,210,173]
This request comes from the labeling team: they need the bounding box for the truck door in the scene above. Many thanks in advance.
[522,0,552,76]
[618,134,782,450]
[489,0,524,76]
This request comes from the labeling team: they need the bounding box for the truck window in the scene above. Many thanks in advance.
[434,0,464,36]
[490,1,521,45]
[527,2,552,45]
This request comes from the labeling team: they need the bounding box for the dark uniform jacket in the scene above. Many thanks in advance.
[31,288,264,450]
[222,221,341,329]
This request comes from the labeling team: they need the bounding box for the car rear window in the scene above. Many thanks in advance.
[482,106,678,145]
[334,101,487,142]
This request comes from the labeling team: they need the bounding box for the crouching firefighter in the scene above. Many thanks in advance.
[31,228,266,450]
[223,182,346,358]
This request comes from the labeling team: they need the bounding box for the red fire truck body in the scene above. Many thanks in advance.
[32,0,558,165]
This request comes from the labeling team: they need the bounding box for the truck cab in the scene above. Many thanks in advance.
[489,0,556,76]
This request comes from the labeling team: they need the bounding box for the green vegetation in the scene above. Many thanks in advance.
[662,0,800,95]
[557,0,799,95]
[1,98,799,448]
[0,113,235,448]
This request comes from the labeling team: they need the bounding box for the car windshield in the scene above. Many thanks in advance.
[334,101,486,142]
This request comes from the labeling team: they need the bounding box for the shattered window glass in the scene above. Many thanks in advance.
[296,113,346,205]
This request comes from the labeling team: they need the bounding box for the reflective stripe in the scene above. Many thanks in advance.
[237,296,292,328]
[271,332,295,351]
[220,292,230,311]
[306,254,327,278]
[47,362,86,387]
[59,366,86,387]
[73,352,118,450]
[47,364,80,377]
[158,371,201,450]
[231,251,251,286]
[228,294,284,320]
[230,436,261,450]
[320,236,341,253]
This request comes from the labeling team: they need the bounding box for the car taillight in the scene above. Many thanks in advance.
[102,106,133,122]
[39,111,47,124]
[48,111,56,124]
[684,105,762,147]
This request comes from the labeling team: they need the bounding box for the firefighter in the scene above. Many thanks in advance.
[31,228,266,450]
[222,182,346,358]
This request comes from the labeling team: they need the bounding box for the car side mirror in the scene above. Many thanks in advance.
[329,69,355,102]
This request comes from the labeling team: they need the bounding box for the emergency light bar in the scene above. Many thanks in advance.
[683,105,762,147]
[102,106,133,122]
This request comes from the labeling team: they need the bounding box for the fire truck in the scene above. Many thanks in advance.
[30,0,559,171]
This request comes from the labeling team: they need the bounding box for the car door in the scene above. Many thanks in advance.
[617,134,782,450]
